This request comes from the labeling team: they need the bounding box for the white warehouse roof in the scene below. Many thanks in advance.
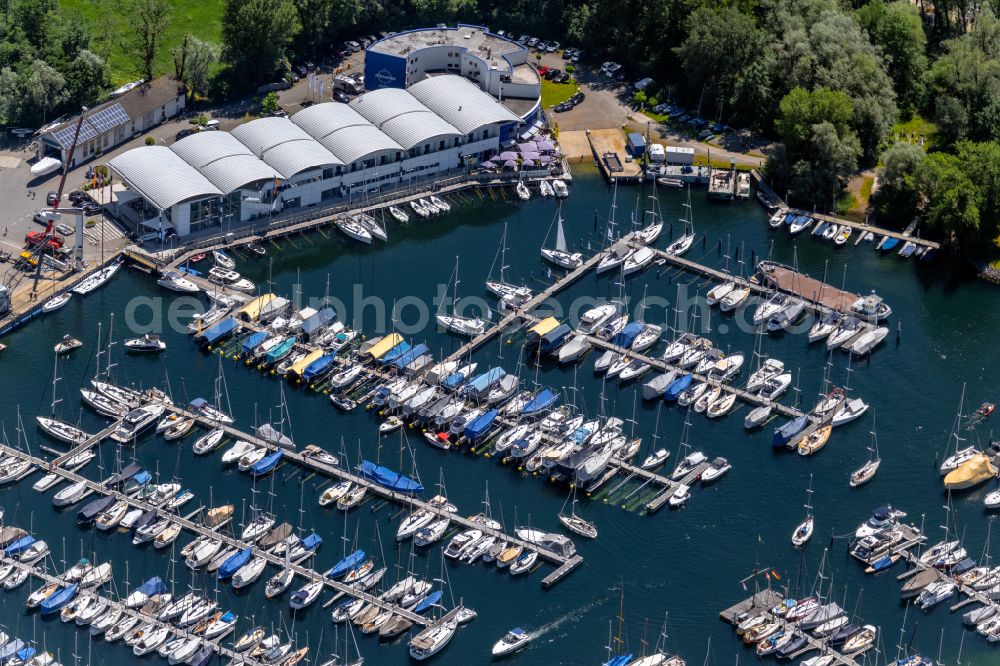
[291,103,403,165]
[171,131,279,194]
[108,146,222,210]
[408,76,520,135]
[230,117,343,177]
[350,88,461,150]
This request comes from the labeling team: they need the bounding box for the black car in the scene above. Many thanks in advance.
[83,204,101,216]
[46,191,59,206]
[554,72,571,83]
[570,92,585,105]
[175,128,199,141]
[543,68,561,80]
[333,90,350,103]
[554,101,572,112]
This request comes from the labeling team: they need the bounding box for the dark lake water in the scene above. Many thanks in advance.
[0,168,997,665]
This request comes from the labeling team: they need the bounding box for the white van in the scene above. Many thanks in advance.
[203,119,220,131]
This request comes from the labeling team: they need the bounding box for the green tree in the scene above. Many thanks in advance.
[855,0,926,114]
[19,59,67,123]
[674,5,774,128]
[564,4,592,44]
[294,0,362,57]
[173,35,217,99]
[64,50,109,110]
[0,67,20,124]
[916,152,980,240]
[221,0,301,89]
[775,87,854,151]
[122,0,171,83]
[873,142,924,226]
[261,91,280,114]
[632,90,647,109]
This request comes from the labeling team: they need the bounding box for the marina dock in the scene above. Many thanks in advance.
[751,171,940,251]
[0,440,436,625]
[587,130,643,183]
[719,590,865,666]
[0,554,271,665]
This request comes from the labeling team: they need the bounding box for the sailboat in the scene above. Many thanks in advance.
[486,224,533,308]
[603,586,632,666]
[436,256,487,337]
[849,413,881,487]
[939,384,979,475]
[540,203,582,269]
[597,182,636,274]
[791,475,814,547]
[634,188,664,245]
[664,187,696,256]
[37,354,91,446]
[557,487,597,538]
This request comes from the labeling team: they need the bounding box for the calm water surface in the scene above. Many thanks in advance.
[0,169,997,665]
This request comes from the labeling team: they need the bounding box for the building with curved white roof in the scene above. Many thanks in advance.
[349,88,461,152]
[408,76,521,136]
[171,131,279,194]
[230,117,343,178]
[290,103,403,167]
[106,75,523,238]
[107,146,221,211]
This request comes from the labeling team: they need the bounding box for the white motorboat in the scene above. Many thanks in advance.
[623,246,654,276]
[516,181,530,201]
[388,205,409,223]
[706,281,735,305]
[539,181,554,198]
[124,334,166,353]
[221,440,255,465]
[720,284,751,311]
[700,457,731,483]
[552,179,569,198]
[492,627,532,657]
[668,484,690,508]
[577,303,620,335]
[917,581,956,609]
[110,404,165,443]
[436,313,486,337]
[831,398,869,426]
[848,326,889,356]
[758,373,792,401]
[156,271,200,293]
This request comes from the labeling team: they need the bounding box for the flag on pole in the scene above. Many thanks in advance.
[771,569,781,581]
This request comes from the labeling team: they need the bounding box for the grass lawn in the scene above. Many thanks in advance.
[540,78,578,109]
[889,113,937,151]
[59,0,223,85]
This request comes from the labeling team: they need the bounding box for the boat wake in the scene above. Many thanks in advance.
[529,589,617,642]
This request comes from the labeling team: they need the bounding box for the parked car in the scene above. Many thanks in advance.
[652,103,669,114]
[82,204,101,217]
[546,41,560,52]
[56,223,73,236]
[572,50,584,62]
[554,72,571,83]
[570,92,585,105]
[554,102,572,112]
[562,47,576,59]
[527,37,539,47]
[294,64,308,76]
[543,68,560,80]
[203,119,220,130]
[698,129,715,140]
[601,61,622,77]
[536,40,549,51]
[346,40,361,52]
[333,90,350,103]
[517,34,530,44]
[46,191,59,206]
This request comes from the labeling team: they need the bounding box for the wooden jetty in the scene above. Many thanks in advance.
[750,170,940,250]
[720,590,865,666]
[0,554,270,665]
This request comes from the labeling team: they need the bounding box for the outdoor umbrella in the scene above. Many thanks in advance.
[502,160,518,168]
[535,140,556,151]
[498,151,518,161]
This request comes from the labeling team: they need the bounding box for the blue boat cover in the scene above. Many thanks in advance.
[303,354,337,382]
[521,388,559,416]
[881,237,900,251]
[604,656,633,666]
[197,317,240,345]
[131,470,153,486]
[135,576,166,597]
[241,331,268,354]
[251,450,284,476]
[178,265,202,277]
[14,648,35,663]
[0,641,25,661]
[3,535,35,555]
[327,549,365,578]
[220,611,237,623]
[539,324,572,351]
[357,460,424,494]
[663,374,692,400]
[464,408,499,441]
[393,344,429,370]
[40,583,78,615]
[441,370,469,390]
[380,341,411,364]
[413,590,442,613]
[265,337,297,365]
[218,548,252,579]
[464,367,506,395]
[300,532,323,551]
[611,321,644,348]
